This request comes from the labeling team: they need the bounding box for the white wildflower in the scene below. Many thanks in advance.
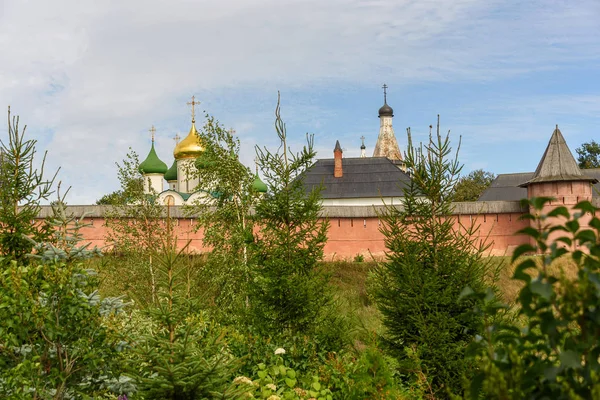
[233,376,254,386]
[266,383,277,391]
[267,395,280,400]
[274,347,286,355]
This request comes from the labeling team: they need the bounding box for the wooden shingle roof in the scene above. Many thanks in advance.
[519,126,597,187]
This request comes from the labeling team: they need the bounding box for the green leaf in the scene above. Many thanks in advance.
[576,229,597,244]
[566,220,580,233]
[532,197,553,210]
[517,227,541,240]
[312,381,321,391]
[574,200,596,215]
[518,213,537,221]
[589,217,600,231]
[512,259,537,282]
[530,280,553,301]
[554,236,572,246]
[458,286,474,301]
[285,377,296,388]
[543,366,559,381]
[559,350,581,369]
[512,244,537,263]
[547,206,569,218]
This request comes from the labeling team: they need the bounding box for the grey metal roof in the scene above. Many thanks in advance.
[479,169,600,201]
[520,126,597,187]
[478,173,532,201]
[303,157,411,199]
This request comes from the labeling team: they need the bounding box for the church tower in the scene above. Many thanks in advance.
[373,84,402,162]
[173,96,204,193]
[139,125,168,194]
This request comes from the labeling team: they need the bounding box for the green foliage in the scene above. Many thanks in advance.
[233,349,333,400]
[190,114,258,320]
[319,347,414,400]
[452,169,496,202]
[96,148,144,205]
[249,94,331,335]
[127,230,243,399]
[0,201,127,398]
[0,107,56,263]
[353,253,365,263]
[370,119,491,398]
[102,149,168,306]
[575,140,600,169]
[462,198,600,399]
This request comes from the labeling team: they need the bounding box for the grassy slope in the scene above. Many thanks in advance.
[92,255,579,334]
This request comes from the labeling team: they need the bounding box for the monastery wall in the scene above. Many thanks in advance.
[37,201,534,260]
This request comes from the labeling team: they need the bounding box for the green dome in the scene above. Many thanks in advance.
[252,174,267,193]
[139,143,168,174]
[164,160,177,181]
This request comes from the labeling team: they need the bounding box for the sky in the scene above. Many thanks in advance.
[0,0,599,204]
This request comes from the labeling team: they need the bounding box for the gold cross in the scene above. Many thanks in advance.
[149,125,156,143]
[228,128,236,135]
[360,135,365,145]
[382,84,388,103]
[173,133,181,145]
[187,95,200,123]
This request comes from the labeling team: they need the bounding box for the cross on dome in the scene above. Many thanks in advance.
[382,84,388,103]
[187,95,200,123]
[173,133,181,145]
[149,125,156,143]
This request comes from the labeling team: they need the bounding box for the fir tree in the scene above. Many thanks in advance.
[370,118,491,397]
[0,107,56,263]
[128,212,243,400]
[250,93,330,334]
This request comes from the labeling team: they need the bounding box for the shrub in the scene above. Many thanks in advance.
[353,254,365,263]
[462,198,600,399]
[0,203,127,398]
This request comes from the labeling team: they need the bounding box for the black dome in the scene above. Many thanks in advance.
[378,102,394,117]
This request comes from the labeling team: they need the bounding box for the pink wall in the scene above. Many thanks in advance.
[74,211,530,260]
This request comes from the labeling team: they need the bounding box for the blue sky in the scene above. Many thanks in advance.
[0,0,599,203]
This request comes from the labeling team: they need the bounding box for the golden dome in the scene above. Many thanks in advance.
[173,122,204,159]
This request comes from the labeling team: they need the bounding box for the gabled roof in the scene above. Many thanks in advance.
[519,126,597,187]
[303,157,411,199]
[478,173,532,201]
[479,169,600,201]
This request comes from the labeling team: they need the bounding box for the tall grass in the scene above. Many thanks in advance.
[89,255,579,332]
